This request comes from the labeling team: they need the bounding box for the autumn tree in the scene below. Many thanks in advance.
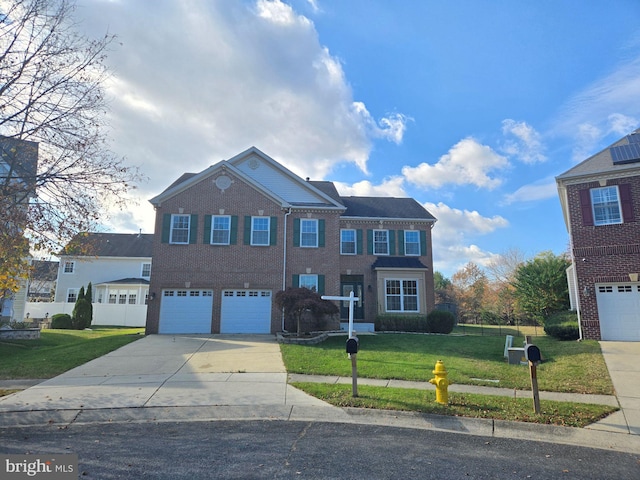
[485,248,526,324]
[451,262,487,324]
[274,287,338,336]
[0,0,140,302]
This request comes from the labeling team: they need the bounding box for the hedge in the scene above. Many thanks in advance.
[51,313,73,329]
[544,311,580,341]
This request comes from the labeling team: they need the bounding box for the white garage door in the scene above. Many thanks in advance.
[596,284,640,341]
[220,290,272,333]
[159,289,213,334]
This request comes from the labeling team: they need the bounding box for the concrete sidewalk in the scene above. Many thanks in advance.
[0,335,639,455]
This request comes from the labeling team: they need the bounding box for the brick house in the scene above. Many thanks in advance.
[146,147,436,334]
[556,129,640,341]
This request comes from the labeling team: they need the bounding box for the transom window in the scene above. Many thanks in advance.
[374,230,389,255]
[170,214,191,244]
[211,215,231,245]
[591,186,622,226]
[300,219,318,247]
[251,217,270,246]
[385,279,419,312]
[341,229,356,255]
[404,231,420,256]
[63,261,75,274]
[299,274,318,291]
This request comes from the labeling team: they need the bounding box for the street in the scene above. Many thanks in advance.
[1,420,638,479]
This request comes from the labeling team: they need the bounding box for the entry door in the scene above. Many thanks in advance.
[340,280,364,319]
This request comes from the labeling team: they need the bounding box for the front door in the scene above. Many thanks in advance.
[340,277,364,320]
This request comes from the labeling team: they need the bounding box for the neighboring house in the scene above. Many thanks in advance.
[27,260,58,301]
[146,147,436,335]
[55,233,153,308]
[556,128,640,341]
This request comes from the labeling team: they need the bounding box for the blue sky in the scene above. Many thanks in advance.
[76,0,640,277]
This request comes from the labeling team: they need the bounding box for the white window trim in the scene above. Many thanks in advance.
[251,216,270,246]
[63,261,75,274]
[341,229,357,255]
[374,229,389,255]
[141,262,151,278]
[170,214,191,244]
[66,288,79,303]
[299,274,319,291]
[404,231,421,256]
[591,186,622,226]
[211,215,231,245]
[384,279,419,312]
[300,219,318,248]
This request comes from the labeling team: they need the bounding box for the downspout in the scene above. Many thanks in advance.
[281,207,292,331]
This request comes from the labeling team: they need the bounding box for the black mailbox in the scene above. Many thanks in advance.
[525,344,541,364]
[346,336,359,354]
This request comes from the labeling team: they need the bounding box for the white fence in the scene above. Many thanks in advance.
[24,302,147,327]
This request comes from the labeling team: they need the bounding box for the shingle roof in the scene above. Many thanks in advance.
[62,233,153,257]
[308,181,344,204]
[95,278,150,285]
[340,196,435,221]
[372,257,428,269]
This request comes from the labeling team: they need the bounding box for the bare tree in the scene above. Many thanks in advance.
[0,0,141,296]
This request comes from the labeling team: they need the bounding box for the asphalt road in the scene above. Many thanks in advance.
[1,420,638,479]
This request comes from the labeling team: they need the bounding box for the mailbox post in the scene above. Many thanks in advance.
[525,343,542,414]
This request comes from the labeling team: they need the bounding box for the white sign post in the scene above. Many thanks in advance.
[321,291,359,338]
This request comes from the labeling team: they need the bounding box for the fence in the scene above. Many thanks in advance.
[24,302,147,328]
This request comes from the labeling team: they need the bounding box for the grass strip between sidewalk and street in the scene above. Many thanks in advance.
[292,382,618,428]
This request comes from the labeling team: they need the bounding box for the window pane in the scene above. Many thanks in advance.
[341,230,356,254]
[591,187,622,225]
[212,216,230,244]
[299,274,318,291]
[301,219,318,247]
[374,230,388,255]
[405,231,420,255]
[252,217,269,245]
[171,215,190,243]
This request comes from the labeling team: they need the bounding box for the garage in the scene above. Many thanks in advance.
[158,289,213,334]
[220,290,272,333]
[596,284,640,341]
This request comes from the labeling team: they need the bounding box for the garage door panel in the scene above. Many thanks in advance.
[159,290,213,334]
[220,290,271,334]
[596,284,640,341]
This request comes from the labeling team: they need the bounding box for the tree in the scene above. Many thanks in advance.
[0,0,140,298]
[485,248,526,325]
[274,287,338,336]
[72,285,91,329]
[451,262,487,324]
[512,251,571,324]
[85,281,93,324]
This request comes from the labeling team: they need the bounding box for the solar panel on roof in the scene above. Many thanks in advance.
[610,142,640,165]
[627,133,640,143]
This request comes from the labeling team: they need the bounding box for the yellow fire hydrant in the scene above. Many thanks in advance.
[429,360,449,405]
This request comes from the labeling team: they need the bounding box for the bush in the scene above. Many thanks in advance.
[51,313,73,329]
[544,311,580,341]
[426,310,455,334]
[72,298,92,330]
[375,315,426,332]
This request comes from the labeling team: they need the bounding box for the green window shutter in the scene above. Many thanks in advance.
[356,229,363,255]
[161,214,171,243]
[318,275,325,295]
[420,230,427,256]
[292,274,300,287]
[230,216,238,245]
[388,229,395,255]
[203,215,212,244]
[270,216,278,246]
[243,216,251,245]
[189,215,198,244]
[397,230,405,256]
[318,219,325,247]
[293,218,300,247]
[366,229,373,255]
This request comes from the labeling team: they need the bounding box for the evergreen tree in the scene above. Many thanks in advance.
[72,285,91,329]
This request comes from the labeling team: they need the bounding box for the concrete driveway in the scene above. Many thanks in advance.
[0,334,332,412]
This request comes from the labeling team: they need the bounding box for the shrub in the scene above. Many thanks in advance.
[51,313,73,329]
[375,315,427,332]
[544,311,580,341]
[426,310,455,334]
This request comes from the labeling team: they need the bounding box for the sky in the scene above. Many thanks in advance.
[73,0,640,278]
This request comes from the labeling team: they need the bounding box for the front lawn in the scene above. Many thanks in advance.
[280,333,614,395]
[0,327,144,380]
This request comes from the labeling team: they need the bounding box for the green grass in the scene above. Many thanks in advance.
[292,382,617,428]
[280,333,614,395]
[0,327,144,379]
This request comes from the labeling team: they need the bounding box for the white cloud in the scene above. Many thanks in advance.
[502,178,558,205]
[334,177,406,197]
[500,119,546,164]
[402,138,509,190]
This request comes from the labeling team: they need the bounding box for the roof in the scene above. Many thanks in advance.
[95,278,150,286]
[62,233,153,258]
[340,196,436,221]
[372,257,428,269]
[308,181,344,204]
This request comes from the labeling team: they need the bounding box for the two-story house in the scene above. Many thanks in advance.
[556,128,640,341]
[146,147,436,335]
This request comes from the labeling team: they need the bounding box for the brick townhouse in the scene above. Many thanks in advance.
[146,147,436,334]
[556,128,640,341]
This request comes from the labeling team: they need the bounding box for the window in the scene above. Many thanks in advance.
[211,215,231,245]
[108,293,117,304]
[141,263,151,278]
[170,214,191,244]
[591,186,622,226]
[118,294,127,304]
[385,279,419,312]
[299,274,318,291]
[374,230,389,255]
[341,229,356,255]
[404,231,420,256]
[63,261,75,274]
[300,219,318,247]
[251,217,270,246]
[67,289,78,303]
[128,294,137,305]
